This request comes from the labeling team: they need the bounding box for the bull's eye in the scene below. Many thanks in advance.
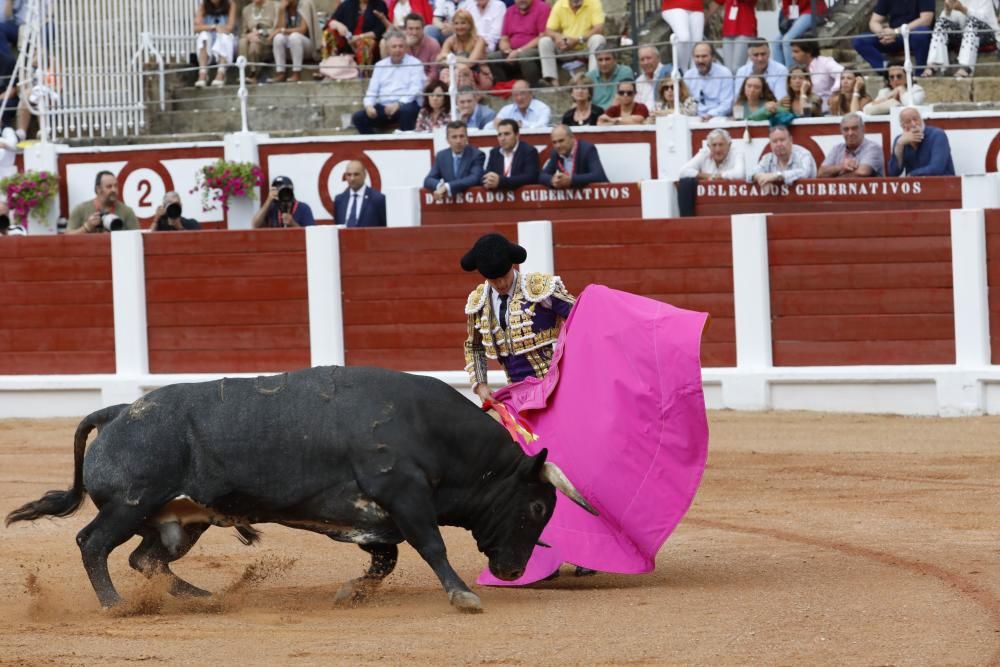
[529,500,546,519]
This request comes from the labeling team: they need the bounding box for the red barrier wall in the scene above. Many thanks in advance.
[986,209,1000,364]
[768,211,955,366]
[144,229,310,373]
[0,235,115,374]
[551,218,736,367]
[339,223,517,371]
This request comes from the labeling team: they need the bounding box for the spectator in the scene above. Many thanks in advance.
[779,65,821,118]
[677,128,743,215]
[0,198,25,236]
[752,124,816,186]
[482,118,540,190]
[925,0,999,78]
[790,36,842,111]
[239,0,278,85]
[707,0,758,72]
[334,160,387,226]
[272,0,319,83]
[353,31,426,133]
[493,79,552,128]
[321,0,389,70]
[194,0,238,88]
[598,80,649,125]
[684,42,734,121]
[680,128,744,180]
[459,0,507,52]
[415,80,451,131]
[151,192,202,231]
[538,0,607,87]
[428,0,459,44]
[424,120,486,199]
[888,107,955,176]
[67,171,139,235]
[540,124,608,189]
[0,123,15,181]
[586,46,634,109]
[456,86,497,128]
[862,65,925,115]
[734,39,788,104]
[818,112,884,178]
[252,175,316,227]
[828,69,872,115]
[852,0,934,77]
[487,0,551,84]
[635,44,671,110]
[773,0,825,67]
[651,77,698,117]
[402,12,441,78]
[660,0,704,73]
[384,0,433,29]
[438,10,490,89]
[561,73,604,126]
[733,74,778,121]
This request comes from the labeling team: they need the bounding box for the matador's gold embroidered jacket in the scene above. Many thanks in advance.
[463,272,576,387]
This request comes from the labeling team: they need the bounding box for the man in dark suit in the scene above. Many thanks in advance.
[540,124,608,189]
[423,121,486,201]
[334,160,387,227]
[482,118,540,191]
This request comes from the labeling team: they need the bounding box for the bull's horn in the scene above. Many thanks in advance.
[536,540,552,548]
[540,462,599,516]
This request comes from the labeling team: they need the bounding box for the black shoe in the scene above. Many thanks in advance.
[574,566,597,577]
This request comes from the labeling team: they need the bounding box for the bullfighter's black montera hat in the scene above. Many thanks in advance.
[460,233,527,279]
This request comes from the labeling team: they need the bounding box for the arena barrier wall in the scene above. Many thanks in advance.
[5,210,1000,418]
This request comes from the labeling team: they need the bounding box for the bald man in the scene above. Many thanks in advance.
[540,124,607,189]
[333,160,387,227]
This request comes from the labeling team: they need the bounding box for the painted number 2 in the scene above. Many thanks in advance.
[136,179,153,207]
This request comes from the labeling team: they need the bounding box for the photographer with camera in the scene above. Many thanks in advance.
[151,192,202,232]
[0,199,26,236]
[67,170,139,234]
[251,175,316,228]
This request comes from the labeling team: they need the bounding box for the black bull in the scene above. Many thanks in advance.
[5,366,597,613]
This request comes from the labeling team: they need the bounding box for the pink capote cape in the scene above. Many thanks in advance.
[476,285,709,586]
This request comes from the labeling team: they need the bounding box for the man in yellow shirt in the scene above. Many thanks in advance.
[537,0,606,86]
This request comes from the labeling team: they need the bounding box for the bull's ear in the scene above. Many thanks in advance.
[528,448,548,478]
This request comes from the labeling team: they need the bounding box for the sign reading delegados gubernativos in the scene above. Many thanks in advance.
[697,178,932,199]
[423,184,636,207]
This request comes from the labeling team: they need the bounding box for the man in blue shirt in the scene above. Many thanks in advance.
[852,0,934,76]
[352,31,427,134]
[251,175,316,228]
[684,42,734,121]
[888,107,955,177]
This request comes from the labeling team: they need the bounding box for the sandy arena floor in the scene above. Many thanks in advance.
[1,411,998,666]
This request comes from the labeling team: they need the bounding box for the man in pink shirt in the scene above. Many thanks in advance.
[486,0,551,84]
[790,36,843,112]
[404,13,441,78]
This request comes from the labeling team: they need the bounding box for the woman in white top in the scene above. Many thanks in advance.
[679,129,745,181]
[925,0,1000,77]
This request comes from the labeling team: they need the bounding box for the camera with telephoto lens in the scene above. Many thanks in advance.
[276,186,294,213]
[101,213,125,231]
[165,202,182,219]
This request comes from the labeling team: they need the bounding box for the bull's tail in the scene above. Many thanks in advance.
[234,525,262,546]
[5,404,128,527]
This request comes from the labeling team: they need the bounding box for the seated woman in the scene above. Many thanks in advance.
[415,80,451,131]
[779,66,822,118]
[649,77,698,119]
[828,69,872,115]
[597,79,648,126]
[790,35,843,111]
[863,65,926,115]
[925,0,1000,78]
[271,0,318,83]
[733,75,778,121]
[321,0,389,73]
[437,9,492,91]
[194,0,238,88]
[561,73,603,126]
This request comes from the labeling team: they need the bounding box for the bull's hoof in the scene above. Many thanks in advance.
[334,578,373,607]
[171,581,212,599]
[449,590,482,614]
